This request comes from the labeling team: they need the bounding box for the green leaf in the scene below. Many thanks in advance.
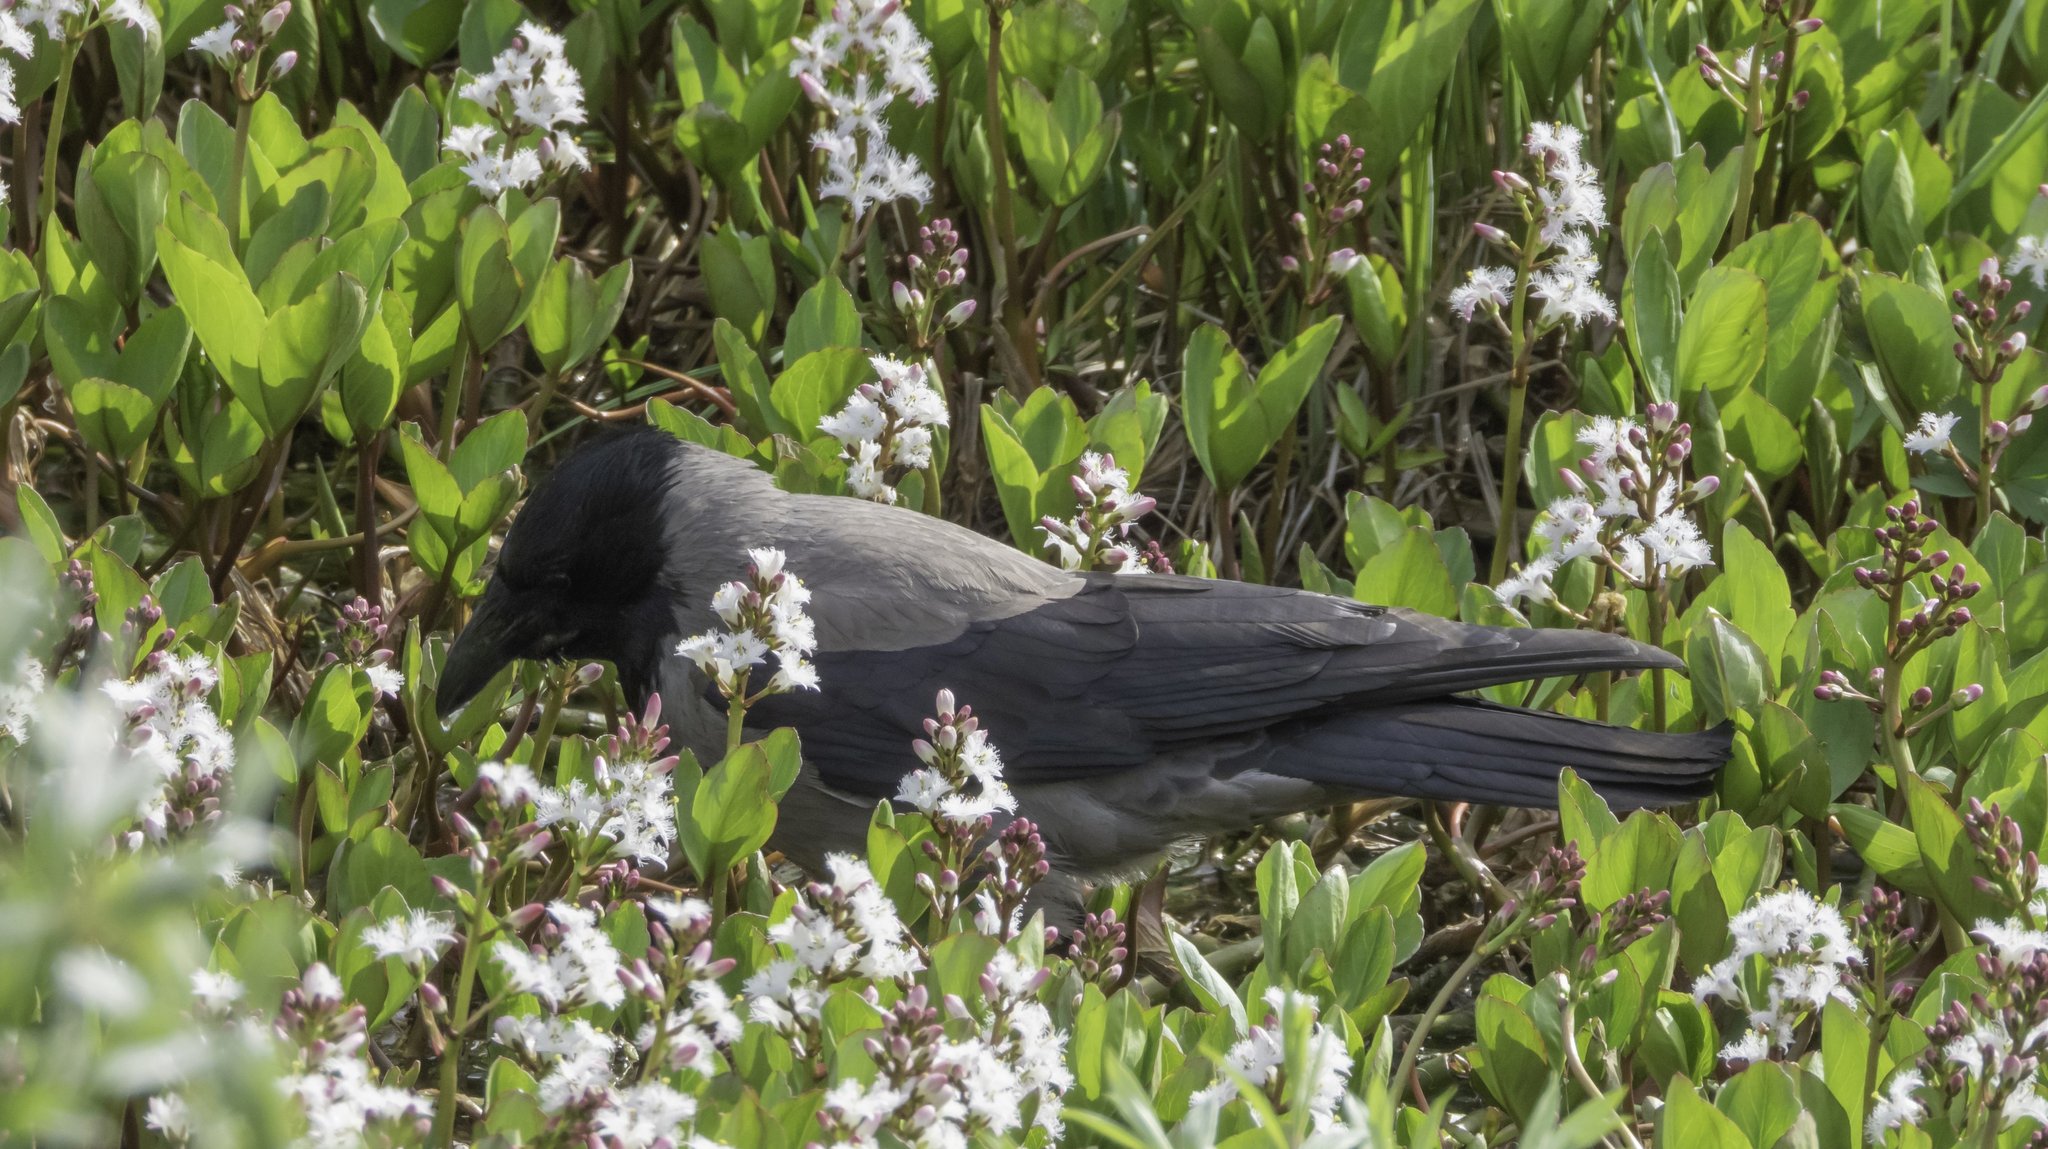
[1685,611,1770,727]
[156,222,268,427]
[1170,932,1247,1035]
[1660,1075,1748,1149]
[258,273,371,434]
[1625,232,1681,403]
[1862,273,1963,411]
[783,276,862,365]
[1181,318,1341,493]
[1354,527,1457,617]
[1677,265,1767,406]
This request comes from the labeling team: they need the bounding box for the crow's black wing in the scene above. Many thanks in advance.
[746,573,1686,798]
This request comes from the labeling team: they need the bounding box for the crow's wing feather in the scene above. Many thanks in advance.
[749,572,1685,796]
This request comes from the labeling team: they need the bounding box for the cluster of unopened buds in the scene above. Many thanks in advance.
[1579,888,1669,967]
[1059,908,1129,991]
[188,0,298,94]
[1916,950,2048,1137]
[1279,134,1370,304]
[1865,500,1979,636]
[895,217,976,348]
[1851,886,1919,1014]
[1956,257,2035,389]
[53,558,100,668]
[1038,452,1169,574]
[434,806,553,910]
[620,898,742,1076]
[1964,799,2047,925]
[1696,0,1821,106]
[1491,844,1584,942]
[275,962,370,1068]
[971,817,1049,940]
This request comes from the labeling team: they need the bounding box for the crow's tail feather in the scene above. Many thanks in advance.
[1269,698,1728,810]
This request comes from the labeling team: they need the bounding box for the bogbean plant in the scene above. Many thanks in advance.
[3,0,2048,1146]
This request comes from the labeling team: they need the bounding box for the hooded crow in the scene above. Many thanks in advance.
[441,427,1728,909]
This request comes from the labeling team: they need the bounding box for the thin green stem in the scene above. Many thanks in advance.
[1727,29,1773,249]
[431,887,489,1147]
[1488,225,1545,585]
[1559,992,1643,1149]
[1648,579,1669,732]
[1393,944,1490,1097]
[227,86,255,253]
[38,45,77,248]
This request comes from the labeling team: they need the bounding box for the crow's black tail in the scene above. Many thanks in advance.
[1266,698,1729,810]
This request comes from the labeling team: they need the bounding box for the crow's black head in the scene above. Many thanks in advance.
[439,427,685,709]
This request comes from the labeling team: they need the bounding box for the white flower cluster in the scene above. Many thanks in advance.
[360,909,457,970]
[494,900,628,1011]
[895,689,1016,823]
[520,749,676,866]
[632,898,745,1079]
[1693,889,1859,1061]
[789,0,936,217]
[488,900,735,1145]
[443,22,589,196]
[1496,410,1716,607]
[675,547,821,699]
[1038,451,1160,573]
[278,964,435,1149]
[102,651,238,845]
[746,856,922,1040]
[819,950,1071,1146]
[1452,122,1615,330]
[0,0,158,125]
[1193,987,1354,1131]
[819,356,949,504]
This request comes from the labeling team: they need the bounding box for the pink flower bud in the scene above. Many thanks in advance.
[1791,17,1822,33]
[260,4,287,34]
[1791,89,1810,110]
[892,280,913,311]
[1954,684,1985,707]
[269,50,298,79]
[1473,222,1509,243]
[1910,686,1934,708]
[1493,170,1531,194]
[942,299,977,327]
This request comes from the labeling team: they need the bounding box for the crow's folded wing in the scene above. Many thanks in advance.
[745,572,1684,797]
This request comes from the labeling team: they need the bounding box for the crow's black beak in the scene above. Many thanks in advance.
[439,581,525,710]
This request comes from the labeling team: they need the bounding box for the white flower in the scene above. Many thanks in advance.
[478,760,541,806]
[2012,235,2048,290]
[190,968,245,1013]
[1719,1029,1771,1064]
[1193,988,1351,1131]
[1868,1069,1926,1142]
[1974,919,2048,962]
[187,19,236,64]
[361,909,458,968]
[144,1093,190,1142]
[1493,554,1559,606]
[492,901,625,1010]
[54,948,150,1017]
[1449,266,1514,321]
[1525,122,1585,169]
[0,655,43,743]
[1904,410,1960,455]
[364,664,404,698]
[1641,510,1712,575]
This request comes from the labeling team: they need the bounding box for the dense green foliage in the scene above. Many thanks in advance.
[4,0,2048,1146]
